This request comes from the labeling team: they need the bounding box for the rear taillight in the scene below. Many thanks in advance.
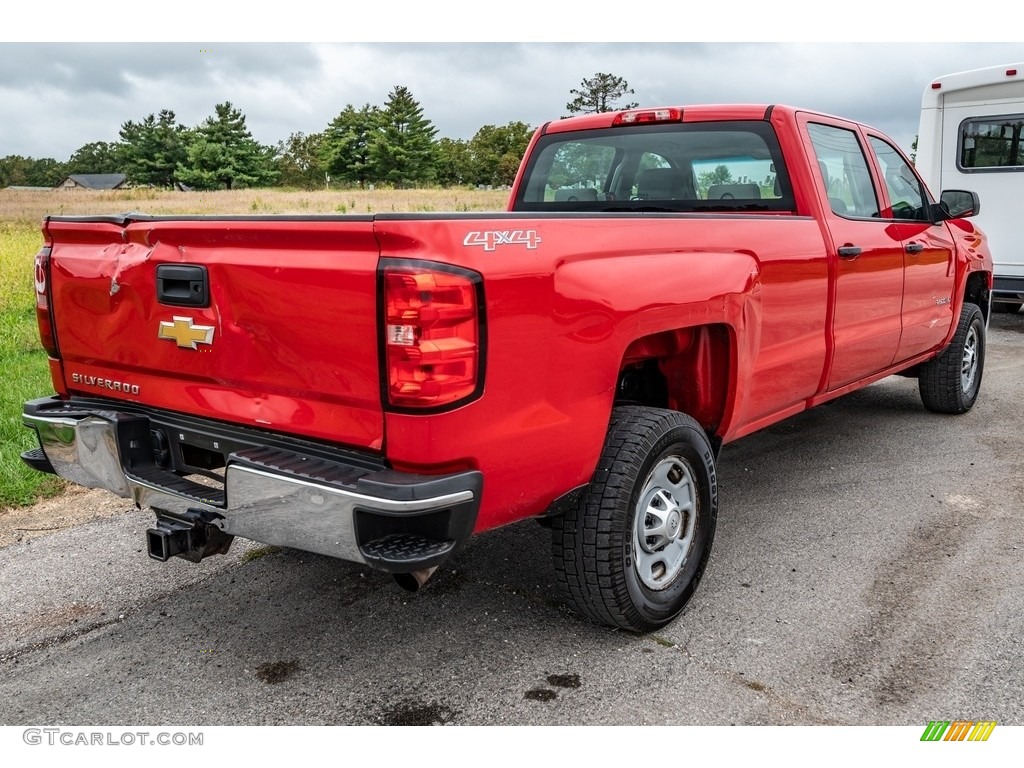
[381,261,484,410]
[34,246,59,358]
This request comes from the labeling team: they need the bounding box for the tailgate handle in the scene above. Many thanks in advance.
[157,265,209,307]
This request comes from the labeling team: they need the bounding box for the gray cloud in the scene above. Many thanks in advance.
[1,42,1022,161]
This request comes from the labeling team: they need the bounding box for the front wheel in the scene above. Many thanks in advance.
[918,301,985,414]
[552,407,718,632]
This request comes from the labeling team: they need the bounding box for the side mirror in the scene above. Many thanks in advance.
[938,189,981,219]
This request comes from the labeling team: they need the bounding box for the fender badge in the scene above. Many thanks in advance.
[158,316,215,349]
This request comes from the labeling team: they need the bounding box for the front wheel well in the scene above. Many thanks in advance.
[964,272,990,324]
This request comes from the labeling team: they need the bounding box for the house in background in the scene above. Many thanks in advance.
[55,173,127,190]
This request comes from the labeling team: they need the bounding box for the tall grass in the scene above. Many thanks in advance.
[0,187,508,509]
[1,220,64,508]
[0,186,510,220]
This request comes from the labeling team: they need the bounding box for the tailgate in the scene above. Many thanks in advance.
[45,216,384,450]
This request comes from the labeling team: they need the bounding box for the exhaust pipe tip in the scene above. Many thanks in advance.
[393,566,439,592]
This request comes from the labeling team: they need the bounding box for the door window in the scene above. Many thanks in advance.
[807,123,880,218]
[868,136,930,221]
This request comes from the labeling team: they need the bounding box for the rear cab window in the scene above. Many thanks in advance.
[513,121,796,214]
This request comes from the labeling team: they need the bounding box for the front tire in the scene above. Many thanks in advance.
[552,407,717,632]
[918,302,985,414]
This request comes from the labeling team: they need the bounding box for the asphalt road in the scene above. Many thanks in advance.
[1,312,1022,727]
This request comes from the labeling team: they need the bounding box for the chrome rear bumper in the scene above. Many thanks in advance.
[23,397,481,571]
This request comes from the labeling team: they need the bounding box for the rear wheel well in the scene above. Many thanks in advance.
[616,325,731,441]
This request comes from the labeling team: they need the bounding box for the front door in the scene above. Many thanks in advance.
[866,135,956,360]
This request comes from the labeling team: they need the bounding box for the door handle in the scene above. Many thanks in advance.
[837,246,862,259]
[157,264,209,307]
[905,242,924,254]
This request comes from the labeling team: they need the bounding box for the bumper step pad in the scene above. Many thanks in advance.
[360,533,455,571]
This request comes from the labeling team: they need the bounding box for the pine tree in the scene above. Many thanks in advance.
[321,104,382,188]
[565,73,639,115]
[119,110,189,188]
[368,86,438,188]
[177,102,277,190]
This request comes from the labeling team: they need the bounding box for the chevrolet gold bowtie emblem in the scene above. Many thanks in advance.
[158,316,215,349]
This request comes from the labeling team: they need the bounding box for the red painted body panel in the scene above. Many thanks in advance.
[377,214,834,531]
[36,104,993,540]
[45,217,385,450]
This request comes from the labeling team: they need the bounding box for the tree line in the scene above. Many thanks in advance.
[0,85,531,192]
[0,74,639,191]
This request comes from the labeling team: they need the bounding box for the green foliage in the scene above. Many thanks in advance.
[467,122,533,187]
[431,122,532,188]
[0,155,66,187]
[63,141,124,176]
[274,131,327,189]
[565,72,638,115]
[548,143,615,189]
[119,110,190,188]
[322,104,382,188]
[0,222,64,507]
[176,102,278,191]
[4,87,541,194]
[369,86,438,188]
[435,137,472,186]
[697,164,734,195]
[0,322,65,507]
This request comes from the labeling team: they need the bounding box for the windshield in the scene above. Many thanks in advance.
[514,120,795,213]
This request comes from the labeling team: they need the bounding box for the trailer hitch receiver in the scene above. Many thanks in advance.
[147,508,234,563]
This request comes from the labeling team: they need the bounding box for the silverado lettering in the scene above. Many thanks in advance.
[70,373,141,396]
[22,104,992,632]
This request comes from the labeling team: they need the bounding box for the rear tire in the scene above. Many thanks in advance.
[552,407,717,632]
[918,302,985,414]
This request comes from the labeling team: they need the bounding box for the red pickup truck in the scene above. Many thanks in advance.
[22,104,992,632]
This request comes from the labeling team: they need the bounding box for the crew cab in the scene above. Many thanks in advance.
[22,104,992,632]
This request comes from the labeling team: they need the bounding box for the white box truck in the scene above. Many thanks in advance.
[917,63,1024,312]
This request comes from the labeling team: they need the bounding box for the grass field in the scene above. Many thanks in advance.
[0,186,509,510]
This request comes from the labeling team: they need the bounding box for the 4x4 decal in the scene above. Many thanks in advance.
[463,230,541,251]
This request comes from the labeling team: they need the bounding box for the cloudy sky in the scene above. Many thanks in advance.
[3,8,1022,161]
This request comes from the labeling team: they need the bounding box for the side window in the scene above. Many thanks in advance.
[959,114,1024,170]
[807,123,880,218]
[868,136,930,221]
